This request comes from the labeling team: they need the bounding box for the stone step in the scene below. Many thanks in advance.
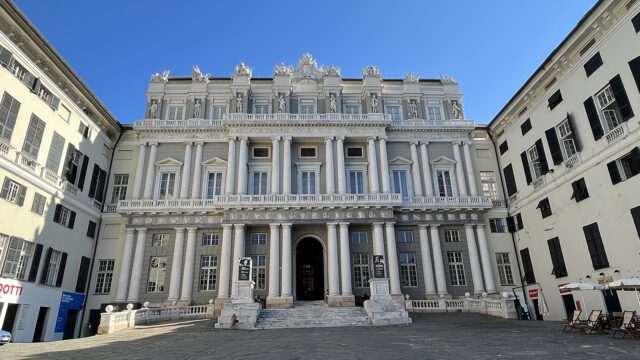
[255,302,371,329]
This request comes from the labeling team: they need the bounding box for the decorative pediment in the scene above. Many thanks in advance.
[291,53,324,81]
[232,62,252,78]
[388,156,413,166]
[155,157,183,167]
[430,156,456,167]
[201,157,228,166]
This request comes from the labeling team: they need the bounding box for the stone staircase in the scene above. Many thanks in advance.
[255,301,372,329]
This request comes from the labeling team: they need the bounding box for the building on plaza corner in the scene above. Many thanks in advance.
[0,0,121,342]
[84,53,522,329]
[488,0,640,321]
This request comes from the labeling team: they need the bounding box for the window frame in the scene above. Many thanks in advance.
[94,259,115,294]
[447,251,466,286]
[352,253,371,288]
[199,255,218,291]
[399,252,418,287]
[251,255,266,290]
[147,256,167,293]
[110,174,129,204]
[496,253,515,285]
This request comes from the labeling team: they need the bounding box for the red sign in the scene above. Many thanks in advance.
[528,289,539,298]
[0,281,23,296]
[558,283,572,294]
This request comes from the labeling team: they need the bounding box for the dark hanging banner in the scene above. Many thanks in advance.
[373,255,385,278]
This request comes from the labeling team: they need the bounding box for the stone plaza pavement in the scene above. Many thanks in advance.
[2,313,639,359]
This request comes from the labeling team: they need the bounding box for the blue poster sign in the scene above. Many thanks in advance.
[54,291,85,333]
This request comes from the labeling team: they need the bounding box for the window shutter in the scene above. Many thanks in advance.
[88,164,99,198]
[0,177,10,199]
[584,52,603,77]
[631,147,640,174]
[50,96,60,111]
[506,216,516,233]
[97,169,107,202]
[55,252,67,287]
[39,247,52,284]
[545,127,563,165]
[87,220,96,238]
[609,75,634,122]
[16,184,26,206]
[520,151,532,185]
[583,97,603,141]
[607,161,621,185]
[45,132,65,173]
[28,243,44,283]
[516,213,524,229]
[548,90,563,110]
[53,204,62,223]
[77,155,89,191]
[629,56,640,95]
[535,139,549,174]
[499,141,508,155]
[27,74,38,91]
[75,256,91,293]
[566,113,581,152]
[68,211,76,229]
[63,144,77,182]
[631,206,640,240]
[0,46,13,66]
[503,164,517,196]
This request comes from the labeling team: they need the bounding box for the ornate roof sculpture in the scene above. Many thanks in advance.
[291,53,325,81]
[192,66,209,82]
[440,75,458,85]
[323,64,341,77]
[232,62,252,78]
[273,63,293,76]
[362,65,381,79]
[150,70,170,83]
[404,73,419,84]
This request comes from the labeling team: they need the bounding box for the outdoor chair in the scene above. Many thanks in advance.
[562,309,582,332]
[577,310,607,335]
[611,311,639,339]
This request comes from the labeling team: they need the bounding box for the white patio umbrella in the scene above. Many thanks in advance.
[559,282,604,315]
[606,277,640,307]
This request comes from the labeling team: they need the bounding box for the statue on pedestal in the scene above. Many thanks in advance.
[278,94,286,113]
[193,99,202,118]
[149,100,158,119]
[236,93,244,113]
[329,94,337,113]
[451,100,462,119]
[409,100,418,119]
[370,94,379,113]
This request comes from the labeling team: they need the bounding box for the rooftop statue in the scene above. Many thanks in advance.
[324,65,341,77]
[362,65,381,78]
[192,66,209,82]
[273,63,293,76]
[440,75,458,85]
[404,73,419,84]
[151,70,169,82]
[233,62,252,78]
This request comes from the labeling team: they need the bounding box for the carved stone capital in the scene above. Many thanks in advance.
[282,136,292,142]
[324,136,335,143]
[271,136,282,142]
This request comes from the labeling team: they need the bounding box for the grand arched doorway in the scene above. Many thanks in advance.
[296,237,324,301]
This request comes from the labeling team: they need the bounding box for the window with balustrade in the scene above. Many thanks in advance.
[427,104,442,121]
[252,171,269,195]
[251,255,266,290]
[199,255,217,291]
[205,172,223,198]
[480,171,497,199]
[300,171,316,194]
[352,253,370,288]
[435,170,454,197]
[211,105,227,120]
[167,105,184,120]
[391,170,409,198]
[344,104,360,114]
[447,252,466,286]
[158,172,177,200]
[348,170,365,194]
[94,259,115,294]
[147,256,167,293]
[385,105,401,121]
[584,75,634,141]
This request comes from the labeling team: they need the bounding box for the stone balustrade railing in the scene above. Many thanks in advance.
[401,195,493,209]
[98,304,215,335]
[405,296,517,319]
[605,122,629,145]
[391,119,474,129]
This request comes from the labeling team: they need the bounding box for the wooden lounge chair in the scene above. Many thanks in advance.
[611,310,639,339]
[562,309,582,332]
[577,310,607,335]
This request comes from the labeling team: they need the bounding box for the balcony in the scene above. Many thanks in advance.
[133,119,223,129]
[563,153,582,169]
[117,193,403,213]
[605,123,629,144]
[532,175,546,189]
[16,152,39,172]
[223,113,391,126]
[401,195,493,210]
[390,119,475,129]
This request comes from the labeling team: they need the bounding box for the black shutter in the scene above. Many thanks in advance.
[516,213,524,229]
[506,216,516,233]
[520,119,532,135]
[16,185,26,206]
[566,113,581,152]
[499,141,508,155]
[520,248,536,284]
[88,164,100,198]
[0,177,10,199]
[77,155,89,191]
[520,151,532,185]
[28,243,44,282]
[584,52,603,77]
[87,220,96,238]
[53,204,62,223]
[609,75,634,122]
[55,252,67,287]
[503,164,518,196]
[63,144,77,182]
[607,161,621,185]
[535,139,549,174]
[545,127,563,165]
[97,169,107,202]
[39,247,52,284]
[631,206,640,240]
[630,56,640,95]
[75,256,91,293]
[583,97,604,140]
[633,12,640,33]
[631,147,640,174]
[68,211,76,229]
[548,90,563,110]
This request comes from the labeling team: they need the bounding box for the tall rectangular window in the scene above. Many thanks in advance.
[147,257,167,293]
[2,237,34,279]
[301,171,316,194]
[22,114,46,159]
[31,192,46,215]
[447,252,466,286]
[352,253,370,288]
[480,171,497,199]
[556,119,578,159]
[252,172,268,195]
[168,106,184,120]
[427,105,442,121]
[396,231,413,243]
[350,232,368,244]
[582,222,609,270]
[547,237,568,278]
[444,229,460,242]
[44,249,63,286]
[0,177,26,206]
[202,233,219,246]
[251,233,267,245]
[45,132,65,173]
[436,170,454,197]
[391,170,409,198]
[348,170,364,194]
[199,255,217,291]
[526,145,543,179]
[158,172,177,200]
[399,252,418,287]
[385,105,401,121]
[344,105,359,114]
[520,248,536,284]
[53,204,75,229]
[251,255,266,290]
[110,174,129,203]
[94,259,115,294]
[489,218,505,233]
[212,106,226,120]
[206,172,222,198]
[151,233,168,247]
[0,92,20,142]
[496,253,514,285]
[0,233,6,261]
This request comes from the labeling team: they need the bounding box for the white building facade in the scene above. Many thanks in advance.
[85,54,521,327]
[0,1,120,342]
[489,0,640,321]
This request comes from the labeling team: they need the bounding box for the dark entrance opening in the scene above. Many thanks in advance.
[296,237,324,301]
[561,294,576,319]
[531,299,543,320]
[603,290,622,313]
[63,309,79,340]
[88,309,102,336]
[33,307,49,342]
[1,304,19,332]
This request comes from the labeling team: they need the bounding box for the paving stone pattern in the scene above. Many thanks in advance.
[2,313,640,359]
[256,301,371,329]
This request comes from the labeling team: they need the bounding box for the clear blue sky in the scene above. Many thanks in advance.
[14,0,597,125]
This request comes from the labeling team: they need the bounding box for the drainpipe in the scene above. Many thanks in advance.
[77,129,124,337]
[487,130,529,319]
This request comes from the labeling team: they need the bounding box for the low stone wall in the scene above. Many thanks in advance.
[406,297,517,319]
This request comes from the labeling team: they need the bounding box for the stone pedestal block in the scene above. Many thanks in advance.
[266,297,293,309]
[327,295,356,307]
[215,280,261,329]
[364,278,412,326]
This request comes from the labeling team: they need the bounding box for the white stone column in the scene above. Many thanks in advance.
[339,223,352,296]
[225,137,237,194]
[180,227,197,302]
[180,142,192,198]
[336,136,346,194]
[384,222,402,295]
[127,228,147,302]
[418,225,436,296]
[325,137,335,194]
[420,142,434,196]
[327,223,340,296]
[231,224,245,297]
[453,142,468,196]
[283,137,292,194]
[237,137,249,195]
[268,224,280,299]
[476,224,496,294]
[379,137,391,193]
[430,225,448,295]
[271,137,281,194]
[410,142,423,196]
[132,144,146,200]
[190,142,204,198]
[367,137,380,194]
[463,142,478,196]
[218,224,234,298]
[465,224,485,295]
[142,143,158,199]
[167,227,185,302]
[281,223,293,298]
[115,228,135,302]
[372,222,386,276]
